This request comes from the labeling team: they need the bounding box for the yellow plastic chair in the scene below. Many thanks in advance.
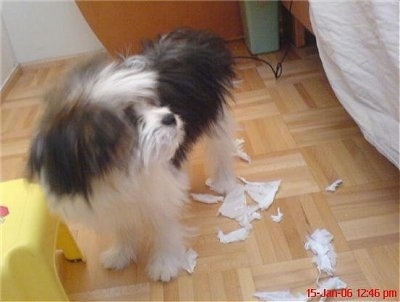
[0,179,84,301]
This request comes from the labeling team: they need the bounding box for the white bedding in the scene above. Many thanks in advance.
[309,0,399,168]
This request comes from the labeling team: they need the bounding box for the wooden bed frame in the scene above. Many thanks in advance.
[282,0,313,47]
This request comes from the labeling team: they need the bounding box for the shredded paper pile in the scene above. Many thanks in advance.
[254,229,347,301]
[192,176,282,243]
[186,139,346,301]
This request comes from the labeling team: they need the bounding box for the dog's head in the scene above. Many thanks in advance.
[27,55,184,199]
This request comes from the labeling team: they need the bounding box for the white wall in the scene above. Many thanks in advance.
[1,0,104,87]
[1,13,17,89]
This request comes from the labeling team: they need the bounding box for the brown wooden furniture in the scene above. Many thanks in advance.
[76,1,243,55]
[282,0,312,47]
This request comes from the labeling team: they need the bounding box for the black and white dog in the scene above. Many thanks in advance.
[27,28,237,281]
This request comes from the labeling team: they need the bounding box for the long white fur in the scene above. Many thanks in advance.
[90,61,158,102]
[137,107,184,168]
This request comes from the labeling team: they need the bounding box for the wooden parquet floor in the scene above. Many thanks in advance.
[1,41,399,301]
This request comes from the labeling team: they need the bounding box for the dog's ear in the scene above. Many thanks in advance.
[26,132,45,181]
[123,103,140,127]
[29,104,133,200]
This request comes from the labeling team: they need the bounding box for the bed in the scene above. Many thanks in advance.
[285,0,399,168]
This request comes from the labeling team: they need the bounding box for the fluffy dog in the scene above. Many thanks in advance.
[27,28,237,282]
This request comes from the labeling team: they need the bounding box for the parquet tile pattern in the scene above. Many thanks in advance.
[1,41,398,301]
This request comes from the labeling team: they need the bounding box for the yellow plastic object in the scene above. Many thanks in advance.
[0,179,84,301]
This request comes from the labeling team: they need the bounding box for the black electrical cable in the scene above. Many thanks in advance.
[234,0,294,79]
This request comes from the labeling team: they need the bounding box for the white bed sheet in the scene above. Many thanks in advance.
[309,0,399,168]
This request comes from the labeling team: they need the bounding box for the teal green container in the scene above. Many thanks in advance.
[240,1,279,54]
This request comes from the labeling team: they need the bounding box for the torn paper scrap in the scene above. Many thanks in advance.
[236,208,261,230]
[217,185,247,219]
[315,277,347,298]
[191,193,224,204]
[217,227,249,244]
[254,290,308,301]
[182,248,198,274]
[325,179,343,192]
[304,229,337,276]
[270,207,283,223]
[239,177,281,210]
[233,138,251,163]
[218,189,259,230]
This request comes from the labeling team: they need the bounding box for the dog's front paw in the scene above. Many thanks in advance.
[101,246,136,270]
[147,255,181,282]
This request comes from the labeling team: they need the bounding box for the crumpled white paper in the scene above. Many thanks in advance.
[254,290,308,301]
[217,227,250,243]
[233,138,252,163]
[236,209,261,230]
[193,138,281,249]
[270,207,283,223]
[217,185,247,219]
[255,229,347,302]
[204,177,281,243]
[182,248,198,274]
[191,193,224,204]
[304,229,337,276]
[239,177,281,210]
[325,179,343,192]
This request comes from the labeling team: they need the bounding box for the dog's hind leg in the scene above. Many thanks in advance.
[204,106,237,194]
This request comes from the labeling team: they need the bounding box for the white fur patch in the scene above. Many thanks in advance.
[138,107,184,167]
[90,63,158,102]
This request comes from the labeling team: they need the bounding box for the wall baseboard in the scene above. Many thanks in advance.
[20,49,105,72]
[0,64,22,101]
[0,49,106,101]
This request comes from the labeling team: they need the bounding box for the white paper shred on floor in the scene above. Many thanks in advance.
[254,290,308,302]
[217,227,250,243]
[191,193,224,204]
[239,177,281,210]
[217,185,247,219]
[204,177,282,243]
[254,228,347,302]
[182,248,198,274]
[270,207,283,223]
[236,209,261,230]
[325,179,343,192]
[304,229,337,276]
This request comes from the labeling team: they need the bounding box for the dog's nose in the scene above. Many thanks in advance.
[161,113,177,126]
